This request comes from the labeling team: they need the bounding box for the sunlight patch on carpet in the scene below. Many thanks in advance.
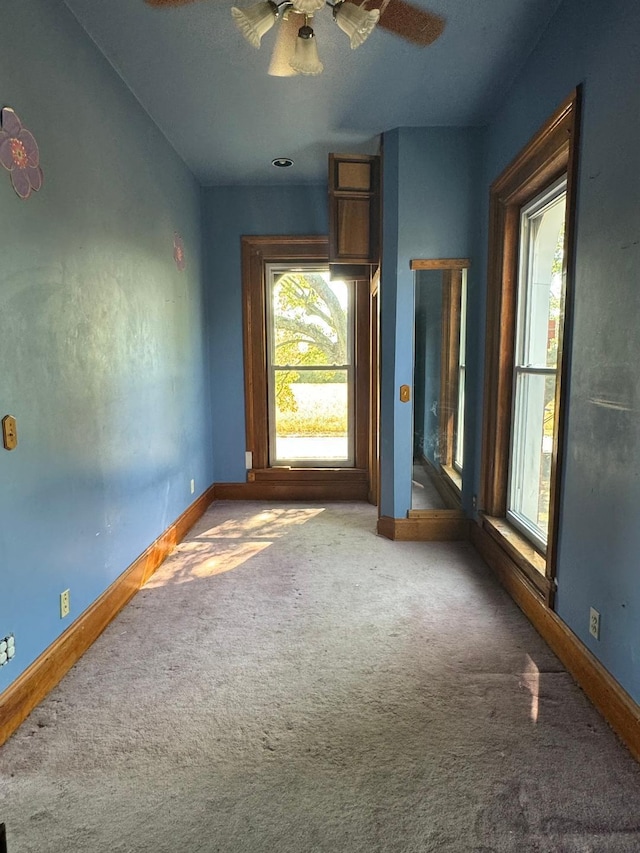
[194,507,325,540]
[145,540,272,587]
[521,654,540,724]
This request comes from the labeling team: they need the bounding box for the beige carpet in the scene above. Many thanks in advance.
[1,501,640,852]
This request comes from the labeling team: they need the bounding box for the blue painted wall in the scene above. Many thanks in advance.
[379,131,401,518]
[0,0,211,692]
[474,0,640,701]
[2,0,639,726]
[203,185,328,483]
[379,127,482,518]
[378,0,640,707]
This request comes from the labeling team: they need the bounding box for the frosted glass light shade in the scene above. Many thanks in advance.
[231,1,278,47]
[334,1,380,49]
[293,0,325,15]
[289,26,324,75]
[291,0,325,12]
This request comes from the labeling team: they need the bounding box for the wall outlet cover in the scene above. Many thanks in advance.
[60,589,70,619]
[589,607,600,640]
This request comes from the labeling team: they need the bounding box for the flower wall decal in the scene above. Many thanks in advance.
[0,108,43,199]
[173,232,186,271]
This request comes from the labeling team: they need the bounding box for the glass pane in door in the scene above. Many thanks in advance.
[267,268,354,467]
[273,368,349,463]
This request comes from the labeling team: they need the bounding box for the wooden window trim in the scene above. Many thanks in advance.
[412,260,470,499]
[439,268,464,482]
[410,258,471,271]
[241,235,370,492]
[441,464,462,496]
[368,267,380,505]
[480,89,581,603]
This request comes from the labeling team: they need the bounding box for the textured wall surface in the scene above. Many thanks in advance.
[476,0,640,701]
[203,185,328,483]
[2,0,638,726]
[380,127,481,518]
[0,0,210,692]
[378,0,640,707]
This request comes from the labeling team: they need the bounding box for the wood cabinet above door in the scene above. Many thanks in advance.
[328,153,380,265]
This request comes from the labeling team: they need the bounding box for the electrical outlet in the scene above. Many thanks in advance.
[190,478,195,495]
[0,634,15,666]
[589,607,600,640]
[472,494,478,510]
[60,589,70,619]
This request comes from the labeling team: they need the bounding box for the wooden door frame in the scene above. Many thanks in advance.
[240,235,370,501]
[368,267,380,505]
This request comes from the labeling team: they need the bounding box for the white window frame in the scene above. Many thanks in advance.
[265,264,355,468]
[507,177,567,552]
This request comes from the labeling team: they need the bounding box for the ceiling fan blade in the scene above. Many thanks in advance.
[268,12,302,77]
[145,0,203,7]
[368,0,445,46]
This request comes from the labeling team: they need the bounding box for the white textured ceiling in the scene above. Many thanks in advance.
[63,0,563,185]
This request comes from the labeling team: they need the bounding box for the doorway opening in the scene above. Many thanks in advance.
[266,265,354,467]
[241,235,371,502]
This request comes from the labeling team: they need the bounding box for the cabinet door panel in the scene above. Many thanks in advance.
[329,153,380,265]
[337,197,371,258]
[337,161,372,191]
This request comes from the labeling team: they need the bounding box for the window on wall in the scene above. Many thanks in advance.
[240,235,371,501]
[480,90,579,603]
[266,265,355,468]
[507,179,567,551]
[437,264,469,495]
[454,269,467,474]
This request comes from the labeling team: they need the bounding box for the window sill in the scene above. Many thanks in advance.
[441,464,462,496]
[480,513,552,602]
[241,467,369,501]
[249,467,368,482]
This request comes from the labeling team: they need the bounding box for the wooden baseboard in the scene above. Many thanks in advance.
[377,514,470,541]
[0,485,216,748]
[214,478,369,502]
[471,521,640,763]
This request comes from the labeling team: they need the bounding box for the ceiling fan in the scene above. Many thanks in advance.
[145,0,445,76]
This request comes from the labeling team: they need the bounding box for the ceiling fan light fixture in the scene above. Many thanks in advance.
[289,24,324,75]
[333,1,380,49]
[291,0,325,13]
[231,0,279,48]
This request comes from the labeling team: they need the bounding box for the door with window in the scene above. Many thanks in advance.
[241,236,370,501]
[266,265,354,467]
